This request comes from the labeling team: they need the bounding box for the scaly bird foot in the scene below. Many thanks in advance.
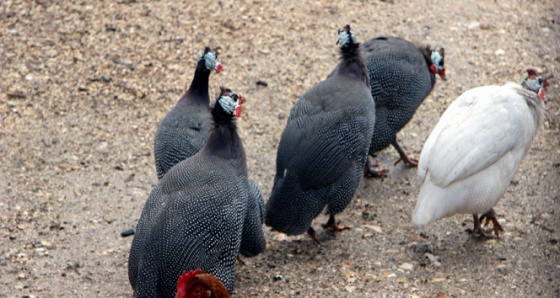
[467,211,503,239]
[307,227,319,243]
[321,214,351,232]
[394,155,419,167]
[480,209,504,239]
[364,156,388,178]
[391,140,418,168]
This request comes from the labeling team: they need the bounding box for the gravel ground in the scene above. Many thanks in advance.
[1,0,559,297]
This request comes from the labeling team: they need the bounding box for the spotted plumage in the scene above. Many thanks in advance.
[362,37,444,158]
[153,47,222,180]
[129,88,265,297]
[329,36,445,175]
[265,25,375,238]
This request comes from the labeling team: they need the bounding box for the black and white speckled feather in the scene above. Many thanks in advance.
[153,47,222,180]
[129,90,265,297]
[328,36,442,157]
[265,25,375,236]
[361,36,437,153]
[239,179,267,256]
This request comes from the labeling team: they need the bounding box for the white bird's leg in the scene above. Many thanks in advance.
[479,209,504,239]
[468,210,503,239]
[391,139,418,167]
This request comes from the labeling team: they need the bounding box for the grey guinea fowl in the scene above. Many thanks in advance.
[153,46,223,180]
[332,36,446,177]
[264,24,375,241]
[128,87,266,297]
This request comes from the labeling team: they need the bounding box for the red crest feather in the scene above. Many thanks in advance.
[176,269,202,298]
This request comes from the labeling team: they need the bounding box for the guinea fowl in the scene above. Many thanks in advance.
[128,86,266,297]
[412,69,549,239]
[154,46,223,180]
[329,36,446,177]
[175,269,229,298]
[265,24,375,241]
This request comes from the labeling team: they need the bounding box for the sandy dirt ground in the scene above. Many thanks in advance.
[1,0,559,297]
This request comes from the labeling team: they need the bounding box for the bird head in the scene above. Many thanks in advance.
[175,269,229,298]
[523,68,553,100]
[429,47,446,80]
[200,47,223,73]
[336,24,357,48]
[218,85,246,118]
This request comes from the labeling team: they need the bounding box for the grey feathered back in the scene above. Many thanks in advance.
[129,157,249,296]
[361,36,436,153]
[153,102,212,179]
[265,28,375,235]
[153,47,219,180]
[129,93,265,296]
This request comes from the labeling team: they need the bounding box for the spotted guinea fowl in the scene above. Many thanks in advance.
[265,24,375,241]
[330,36,446,177]
[128,86,265,297]
[154,46,223,180]
[412,69,550,239]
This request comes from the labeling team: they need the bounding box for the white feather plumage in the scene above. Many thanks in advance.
[413,82,545,229]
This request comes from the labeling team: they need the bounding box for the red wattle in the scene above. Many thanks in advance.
[235,106,242,117]
[538,88,545,100]
[438,69,447,80]
[215,63,223,73]
[429,64,437,74]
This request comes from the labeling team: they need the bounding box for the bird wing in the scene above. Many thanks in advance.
[239,179,266,257]
[419,86,526,187]
[277,80,373,190]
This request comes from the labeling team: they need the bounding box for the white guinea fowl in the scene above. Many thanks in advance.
[413,69,550,238]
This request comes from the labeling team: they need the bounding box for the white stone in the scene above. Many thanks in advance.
[399,262,414,271]
[468,22,481,30]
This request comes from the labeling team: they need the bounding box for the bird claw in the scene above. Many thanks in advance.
[307,227,319,243]
[394,156,419,167]
[364,156,389,178]
[468,210,504,239]
[364,167,389,178]
[322,222,351,232]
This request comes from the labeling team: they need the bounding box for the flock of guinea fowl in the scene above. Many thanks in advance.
[126,24,551,297]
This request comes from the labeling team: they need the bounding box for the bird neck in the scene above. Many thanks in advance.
[334,43,369,85]
[203,115,247,168]
[182,60,212,104]
[419,45,437,87]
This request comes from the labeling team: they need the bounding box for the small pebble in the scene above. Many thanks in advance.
[399,262,414,271]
